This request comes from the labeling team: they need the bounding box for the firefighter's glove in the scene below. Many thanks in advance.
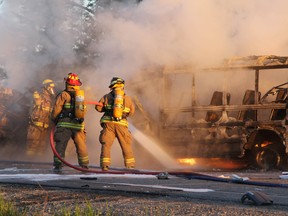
[74,118,84,124]
[52,117,58,125]
[122,112,129,119]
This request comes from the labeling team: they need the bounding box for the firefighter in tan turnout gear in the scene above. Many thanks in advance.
[26,79,55,156]
[51,73,89,172]
[95,77,135,171]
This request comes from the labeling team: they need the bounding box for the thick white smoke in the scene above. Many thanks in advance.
[1,0,287,94]
[1,0,288,168]
[1,0,288,90]
[93,0,288,78]
[0,0,80,90]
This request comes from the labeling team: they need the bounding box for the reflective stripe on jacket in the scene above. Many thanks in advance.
[32,121,49,128]
[56,121,84,130]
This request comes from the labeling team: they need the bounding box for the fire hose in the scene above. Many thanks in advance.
[50,126,288,187]
[49,102,288,188]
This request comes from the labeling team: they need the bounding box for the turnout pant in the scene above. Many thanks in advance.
[26,124,49,156]
[53,126,89,167]
[99,122,135,168]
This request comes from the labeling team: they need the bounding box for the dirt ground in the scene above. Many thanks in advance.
[1,183,288,216]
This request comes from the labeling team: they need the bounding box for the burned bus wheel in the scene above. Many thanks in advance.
[255,148,281,170]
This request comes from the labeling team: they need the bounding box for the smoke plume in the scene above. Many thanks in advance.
[1,0,288,168]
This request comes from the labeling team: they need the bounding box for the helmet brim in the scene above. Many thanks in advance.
[66,79,82,86]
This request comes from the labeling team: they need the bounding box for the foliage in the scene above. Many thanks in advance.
[56,200,103,216]
[0,195,26,216]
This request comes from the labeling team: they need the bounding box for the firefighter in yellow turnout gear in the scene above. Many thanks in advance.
[95,77,136,171]
[51,73,89,172]
[26,79,55,156]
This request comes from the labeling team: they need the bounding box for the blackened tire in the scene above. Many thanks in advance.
[254,147,281,170]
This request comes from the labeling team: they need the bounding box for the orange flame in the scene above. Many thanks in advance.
[177,157,248,170]
[261,141,272,148]
[177,158,196,165]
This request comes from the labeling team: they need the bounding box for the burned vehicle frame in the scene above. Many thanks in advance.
[0,68,30,153]
[132,56,288,170]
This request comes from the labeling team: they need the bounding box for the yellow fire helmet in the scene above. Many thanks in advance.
[42,79,55,87]
[42,79,55,95]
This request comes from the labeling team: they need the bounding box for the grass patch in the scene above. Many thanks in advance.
[0,195,26,216]
[56,200,105,216]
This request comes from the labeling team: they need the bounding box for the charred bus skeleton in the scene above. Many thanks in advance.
[0,67,29,153]
[132,55,288,170]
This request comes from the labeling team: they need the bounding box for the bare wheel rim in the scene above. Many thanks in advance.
[255,148,281,169]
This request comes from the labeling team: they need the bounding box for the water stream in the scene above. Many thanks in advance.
[130,124,181,169]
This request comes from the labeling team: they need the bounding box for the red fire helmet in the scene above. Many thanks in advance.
[64,73,82,86]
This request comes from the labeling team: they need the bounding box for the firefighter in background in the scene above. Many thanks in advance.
[95,77,136,171]
[26,79,55,156]
[51,73,89,172]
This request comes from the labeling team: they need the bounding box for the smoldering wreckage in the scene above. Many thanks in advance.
[1,55,288,171]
